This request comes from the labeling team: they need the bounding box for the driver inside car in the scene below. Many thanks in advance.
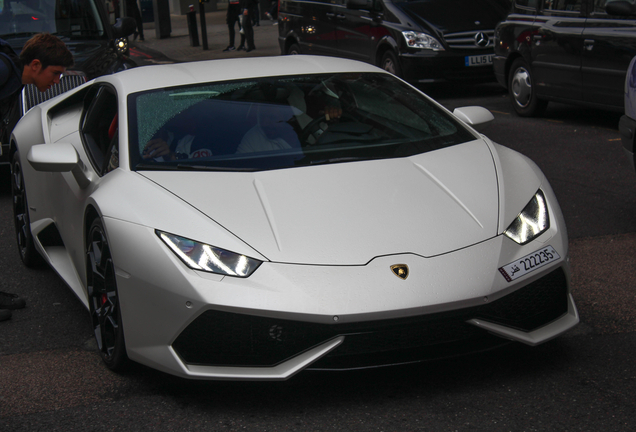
[234,84,344,153]
[142,120,214,161]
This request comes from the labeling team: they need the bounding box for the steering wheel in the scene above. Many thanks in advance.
[299,113,355,146]
[299,115,329,146]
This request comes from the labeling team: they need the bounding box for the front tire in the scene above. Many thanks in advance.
[380,50,402,78]
[508,58,548,117]
[11,152,43,267]
[287,43,301,55]
[86,217,129,372]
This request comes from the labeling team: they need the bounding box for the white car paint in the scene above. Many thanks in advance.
[10,56,578,380]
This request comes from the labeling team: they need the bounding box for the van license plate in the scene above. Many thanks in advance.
[465,54,493,67]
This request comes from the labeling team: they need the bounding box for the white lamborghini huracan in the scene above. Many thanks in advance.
[10,56,578,380]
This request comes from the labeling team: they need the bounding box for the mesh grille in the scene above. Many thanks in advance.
[475,267,568,331]
[20,74,87,115]
[172,268,569,368]
[443,30,494,49]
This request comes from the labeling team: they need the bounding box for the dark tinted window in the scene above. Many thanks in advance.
[516,0,538,8]
[127,73,476,172]
[0,0,106,39]
[543,0,582,12]
[82,86,118,174]
[594,0,636,13]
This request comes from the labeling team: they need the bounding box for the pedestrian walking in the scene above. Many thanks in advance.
[223,0,245,52]
[240,0,258,52]
[126,0,144,40]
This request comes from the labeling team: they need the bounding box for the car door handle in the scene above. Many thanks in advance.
[335,14,346,20]
[584,39,594,51]
[326,12,335,18]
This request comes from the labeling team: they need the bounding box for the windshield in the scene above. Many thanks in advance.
[0,0,105,39]
[128,73,476,172]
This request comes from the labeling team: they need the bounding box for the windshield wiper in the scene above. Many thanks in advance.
[306,156,368,166]
[176,164,256,172]
[135,162,178,170]
[136,162,256,172]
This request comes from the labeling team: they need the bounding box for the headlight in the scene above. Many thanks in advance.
[401,31,445,51]
[157,231,262,277]
[504,190,550,245]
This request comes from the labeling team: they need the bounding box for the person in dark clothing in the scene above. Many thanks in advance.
[252,1,259,27]
[0,33,73,321]
[239,0,257,52]
[126,0,144,40]
[265,0,277,21]
[223,0,245,52]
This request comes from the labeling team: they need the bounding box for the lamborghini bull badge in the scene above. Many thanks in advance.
[391,264,409,280]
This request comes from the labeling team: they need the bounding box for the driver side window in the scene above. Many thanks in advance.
[81,85,118,175]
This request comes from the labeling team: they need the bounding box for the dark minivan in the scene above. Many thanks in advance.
[278,0,511,84]
[494,0,636,116]
[0,0,136,160]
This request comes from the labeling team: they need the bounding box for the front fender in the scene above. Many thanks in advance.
[375,35,400,65]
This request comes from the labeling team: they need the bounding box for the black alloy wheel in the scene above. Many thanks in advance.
[86,217,129,371]
[11,152,43,267]
[508,57,548,117]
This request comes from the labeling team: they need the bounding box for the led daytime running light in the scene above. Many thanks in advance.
[504,190,550,245]
[158,231,261,277]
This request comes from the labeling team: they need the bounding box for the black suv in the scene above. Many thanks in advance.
[278,0,511,84]
[494,0,636,116]
[1,0,136,160]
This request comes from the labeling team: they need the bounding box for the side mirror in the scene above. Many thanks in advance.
[27,143,92,189]
[453,106,494,132]
[113,17,137,38]
[606,0,636,16]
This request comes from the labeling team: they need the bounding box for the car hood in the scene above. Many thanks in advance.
[140,140,499,265]
[395,0,509,33]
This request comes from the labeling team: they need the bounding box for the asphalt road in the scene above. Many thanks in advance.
[1,76,636,430]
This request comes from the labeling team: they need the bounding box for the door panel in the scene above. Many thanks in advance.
[302,0,340,55]
[582,1,636,109]
[531,0,586,101]
[332,3,385,63]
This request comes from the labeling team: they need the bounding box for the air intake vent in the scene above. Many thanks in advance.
[20,73,87,115]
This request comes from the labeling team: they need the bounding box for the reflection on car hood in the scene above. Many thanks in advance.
[140,140,499,265]
[397,0,509,33]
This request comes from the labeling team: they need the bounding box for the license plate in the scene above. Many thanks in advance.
[465,54,493,67]
[498,246,561,282]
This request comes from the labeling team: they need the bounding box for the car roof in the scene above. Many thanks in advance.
[98,56,387,95]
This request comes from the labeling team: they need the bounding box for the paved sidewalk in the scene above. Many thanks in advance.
[128,5,281,64]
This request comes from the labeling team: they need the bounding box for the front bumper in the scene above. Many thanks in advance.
[619,114,636,172]
[399,49,496,84]
[493,55,508,89]
[174,267,576,372]
[105,208,576,380]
